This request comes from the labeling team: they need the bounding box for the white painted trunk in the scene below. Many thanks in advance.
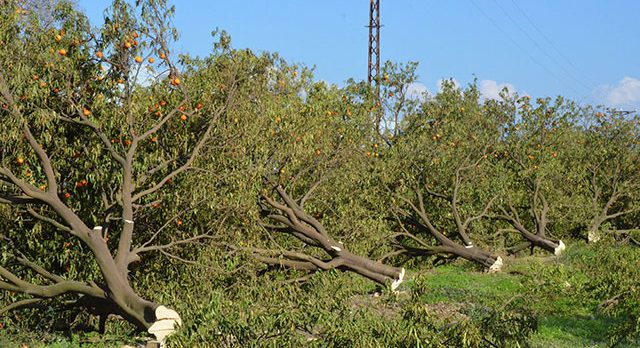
[554,240,566,256]
[488,256,503,273]
[148,306,182,346]
[391,267,406,291]
[587,230,601,243]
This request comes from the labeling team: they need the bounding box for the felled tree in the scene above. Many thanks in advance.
[0,0,235,341]
[577,111,640,242]
[383,81,503,271]
[254,184,404,289]
[188,53,406,289]
[492,96,577,255]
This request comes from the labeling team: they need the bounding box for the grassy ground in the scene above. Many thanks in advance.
[409,261,614,348]
[2,242,634,347]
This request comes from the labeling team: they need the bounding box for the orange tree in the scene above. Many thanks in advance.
[174,47,405,290]
[573,110,640,243]
[0,0,238,340]
[381,81,504,270]
[490,95,584,255]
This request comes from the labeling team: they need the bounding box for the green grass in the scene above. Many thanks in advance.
[532,315,612,348]
[403,254,617,348]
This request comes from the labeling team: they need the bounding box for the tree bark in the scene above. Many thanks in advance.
[257,185,406,289]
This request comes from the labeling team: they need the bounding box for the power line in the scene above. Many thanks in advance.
[509,0,599,90]
[491,0,596,94]
[468,0,593,103]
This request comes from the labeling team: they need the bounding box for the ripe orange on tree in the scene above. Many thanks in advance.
[148,57,155,63]
[16,157,24,165]
[96,51,104,59]
[180,114,187,121]
[82,108,91,116]
[58,48,67,56]
[135,56,142,63]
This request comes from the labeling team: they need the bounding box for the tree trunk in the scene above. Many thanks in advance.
[518,229,565,255]
[334,249,406,290]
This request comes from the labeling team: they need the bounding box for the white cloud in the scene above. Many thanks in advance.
[596,77,640,109]
[479,80,516,100]
[406,82,429,102]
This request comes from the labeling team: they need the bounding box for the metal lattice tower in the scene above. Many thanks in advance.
[367,0,381,87]
[367,0,381,129]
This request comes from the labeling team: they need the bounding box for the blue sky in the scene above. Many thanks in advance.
[78,1,640,111]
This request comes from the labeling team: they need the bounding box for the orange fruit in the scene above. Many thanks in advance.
[82,108,91,116]
[180,114,187,121]
[148,57,155,63]
[55,34,62,42]
[171,77,181,86]
[124,41,132,49]
[64,192,71,199]
[16,157,24,165]
[134,56,142,63]
[58,48,67,56]
[96,51,103,59]
[159,52,166,59]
